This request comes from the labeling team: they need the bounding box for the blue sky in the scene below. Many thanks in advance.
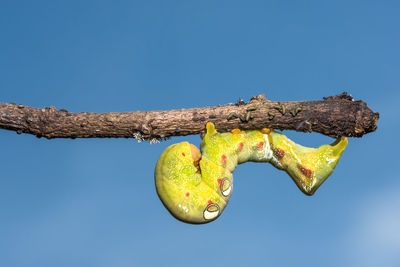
[0,1,399,266]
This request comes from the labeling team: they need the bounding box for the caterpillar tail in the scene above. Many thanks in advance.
[267,131,348,195]
[155,122,347,224]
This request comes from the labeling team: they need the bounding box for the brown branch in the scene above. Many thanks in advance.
[0,92,379,140]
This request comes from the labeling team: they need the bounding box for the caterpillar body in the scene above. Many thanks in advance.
[155,122,347,224]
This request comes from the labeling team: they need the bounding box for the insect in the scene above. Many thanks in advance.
[290,107,302,117]
[268,112,275,120]
[246,106,257,111]
[239,111,253,122]
[155,122,347,224]
[273,104,286,115]
[227,112,238,121]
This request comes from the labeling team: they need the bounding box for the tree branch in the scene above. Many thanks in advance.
[0,92,379,141]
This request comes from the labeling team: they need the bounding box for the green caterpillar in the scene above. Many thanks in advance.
[155,122,347,224]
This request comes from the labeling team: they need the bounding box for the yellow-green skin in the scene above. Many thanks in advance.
[155,122,347,224]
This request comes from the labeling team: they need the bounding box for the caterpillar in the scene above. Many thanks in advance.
[155,122,348,224]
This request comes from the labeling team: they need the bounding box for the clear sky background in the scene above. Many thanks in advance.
[0,1,399,266]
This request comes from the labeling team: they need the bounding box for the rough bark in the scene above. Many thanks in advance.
[0,92,379,141]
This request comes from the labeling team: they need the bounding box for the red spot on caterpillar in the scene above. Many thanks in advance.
[298,165,313,178]
[256,141,264,150]
[274,149,285,160]
[221,154,227,164]
[238,142,244,151]
[217,178,222,186]
[207,200,213,206]
[185,192,190,197]
[181,152,185,156]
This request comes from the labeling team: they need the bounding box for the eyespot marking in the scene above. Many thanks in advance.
[203,203,220,220]
[220,178,232,197]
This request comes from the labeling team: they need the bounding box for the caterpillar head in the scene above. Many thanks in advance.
[155,141,229,224]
